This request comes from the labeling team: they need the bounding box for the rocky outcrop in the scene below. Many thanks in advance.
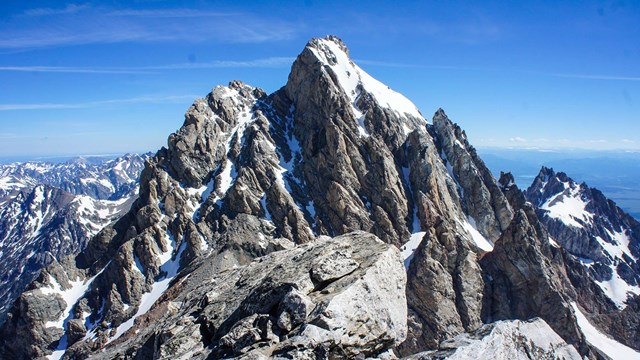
[433,111,513,242]
[481,208,584,349]
[68,232,405,359]
[400,220,484,353]
[406,318,581,360]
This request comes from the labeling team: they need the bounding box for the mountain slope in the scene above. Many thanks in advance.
[525,167,640,352]
[527,167,640,308]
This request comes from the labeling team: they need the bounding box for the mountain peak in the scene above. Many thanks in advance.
[291,36,424,123]
[307,35,350,57]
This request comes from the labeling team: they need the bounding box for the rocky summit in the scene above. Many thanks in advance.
[1,36,639,359]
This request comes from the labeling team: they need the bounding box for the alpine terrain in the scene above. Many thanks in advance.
[0,154,148,323]
[0,36,638,359]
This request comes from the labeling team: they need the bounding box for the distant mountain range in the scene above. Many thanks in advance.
[479,148,640,220]
[0,153,149,323]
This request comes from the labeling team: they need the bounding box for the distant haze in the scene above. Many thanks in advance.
[479,148,640,220]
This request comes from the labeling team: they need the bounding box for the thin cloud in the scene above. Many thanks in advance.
[553,73,640,81]
[0,95,199,111]
[0,57,295,74]
[0,66,150,74]
[1,5,298,49]
[145,57,296,70]
[22,4,89,17]
[509,136,527,143]
[107,9,235,18]
[622,139,635,143]
[354,59,476,70]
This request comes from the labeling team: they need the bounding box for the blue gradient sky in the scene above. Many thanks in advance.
[1,0,639,157]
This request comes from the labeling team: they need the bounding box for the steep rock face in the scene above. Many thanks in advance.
[397,110,517,355]
[400,221,484,353]
[481,208,584,348]
[433,110,513,242]
[281,36,427,246]
[483,175,588,351]
[406,318,582,360]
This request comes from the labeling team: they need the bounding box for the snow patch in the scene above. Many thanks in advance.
[110,233,187,341]
[571,302,640,359]
[311,38,425,138]
[548,236,561,248]
[260,193,273,222]
[460,217,494,252]
[541,182,593,228]
[44,267,107,360]
[401,232,426,269]
[594,265,640,309]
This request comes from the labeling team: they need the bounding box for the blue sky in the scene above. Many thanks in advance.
[0,0,639,158]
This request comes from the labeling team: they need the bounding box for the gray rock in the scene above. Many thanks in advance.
[91,232,407,359]
[432,109,513,242]
[405,318,581,360]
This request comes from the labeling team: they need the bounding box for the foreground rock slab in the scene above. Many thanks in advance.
[406,318,581,360]
[88,231,407,359]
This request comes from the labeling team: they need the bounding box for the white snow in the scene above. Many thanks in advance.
[199,234,209,251]
[460,217,494,252]
[541,181,593,228]
[0,176,29,190]
[184,184,208,220]
[42,270,102,329]
[587,228,640,308]
[206,109,253,207]
[260,193,273,222]
[200,177,215,203]
[548,236,561,248]
[600,228,634,260]
[216,159,236,200]
[44,267,107,360]
[269,106,317,228]
[110,232,187,341]
[400,232,426,269]
[132,255,144,274]
[440,149,464,198]
[571,302,640,359]
[593,264,640,309]
[310,38,424,138]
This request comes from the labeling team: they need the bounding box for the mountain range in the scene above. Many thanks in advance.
[0,36,638,360]
[0,154,149,323]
